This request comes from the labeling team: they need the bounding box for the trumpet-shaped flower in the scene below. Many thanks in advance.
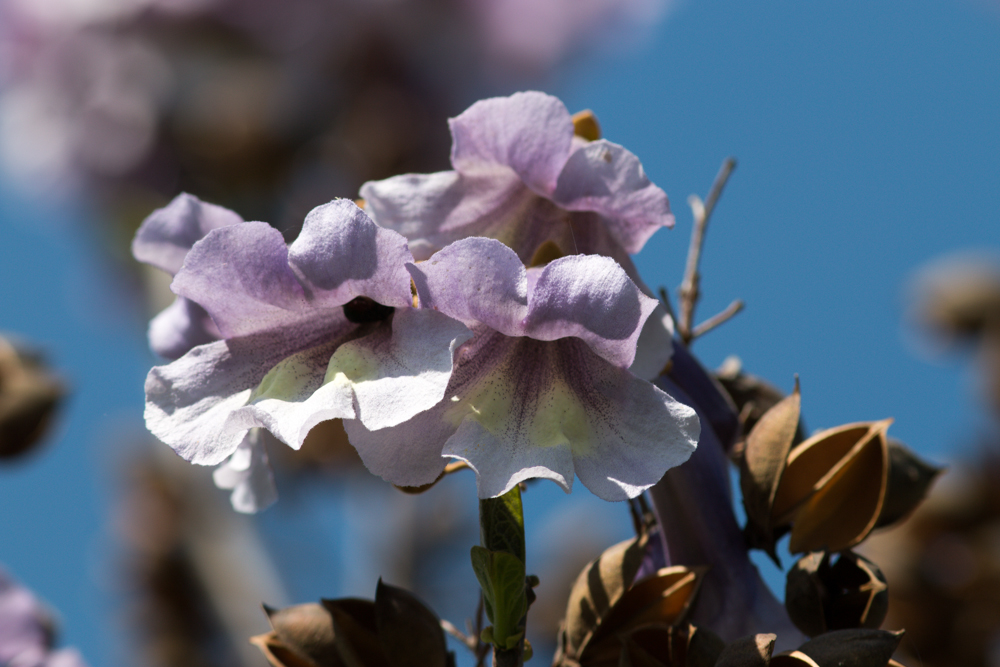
[142,199,472,473]
[132,193,243,359]
[345,238,699,501]
[360,91,676,379]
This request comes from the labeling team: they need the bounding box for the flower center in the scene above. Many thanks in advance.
[343,297,395,324]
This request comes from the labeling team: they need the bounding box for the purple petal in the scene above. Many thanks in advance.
[408,237,528,335]
[524,254,657,368]
[145,316,350,466]
[288,200,414,309]
[650,377,801,646]
[444,417,575,497]
[630,304,674,381]
[360,171,473,261]
[234,308,470,448]
[551,140,674,254]
[132,193,243,275]
[213,429,278,514]
[229,337,354,450]
[338,308,472,430]
[0,569,48,664]
[148,297,221,360]
[343,404,457,488]
[171,222,309,338]
[449,91,573,195]
[565,339,699,501]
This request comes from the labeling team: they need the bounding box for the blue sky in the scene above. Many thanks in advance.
[1,1,999,665]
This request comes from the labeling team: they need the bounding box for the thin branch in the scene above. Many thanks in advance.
[657,286,677,322]
[692,299,745,339]
[441,619,478,653]
[678,157,737,344]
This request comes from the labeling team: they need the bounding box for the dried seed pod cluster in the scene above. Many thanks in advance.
[739,385,941,558]
[555,535,712,667]
[251,580,454,667]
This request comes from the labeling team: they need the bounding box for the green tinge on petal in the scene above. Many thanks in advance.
[444,371,596,456]
[322,339,382,388]
[250,348,327,403]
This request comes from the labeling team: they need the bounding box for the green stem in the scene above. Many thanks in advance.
[473,485,528,666]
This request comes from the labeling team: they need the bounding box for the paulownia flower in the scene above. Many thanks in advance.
[0,567,89,667]
[360,91,676,379]
[142,200,472,484]
[132,193,243,359]
[345,237,700,501]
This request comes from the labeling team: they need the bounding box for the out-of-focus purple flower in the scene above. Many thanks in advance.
[648,343,803,648]
[361,91,676,379]
[0,567,89,667]
[132,193,243,359]
[141,199,472,477]
[346,237,700,500]
[467,0,674,73]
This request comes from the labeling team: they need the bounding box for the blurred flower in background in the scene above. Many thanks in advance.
[0,0,676,242]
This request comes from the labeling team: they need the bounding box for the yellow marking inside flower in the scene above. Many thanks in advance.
[444,371,596,454]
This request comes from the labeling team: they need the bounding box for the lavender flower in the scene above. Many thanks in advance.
[361,91,676,379]
[346,237,700,500]
[0,568,88,667]
[141,199,472,476]
[650,344,802,647]
[132,193,243,360]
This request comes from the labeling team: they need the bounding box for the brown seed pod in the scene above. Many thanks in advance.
[739,378,802,559]
[785,552,889,638]
[713,633,776,667]
[0,336,65,459]
[874,439,943,529]
[794,628,903,667]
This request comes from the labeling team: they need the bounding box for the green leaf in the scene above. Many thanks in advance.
[479,486,525,563]
[470,546,527,649]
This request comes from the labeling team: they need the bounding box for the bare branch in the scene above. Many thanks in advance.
[692,299,745,339]
[678,157,737,344]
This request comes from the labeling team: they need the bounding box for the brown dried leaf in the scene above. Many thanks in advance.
[572,110,602,141]
[788,421,891,553]
[713,634,776,667]
[564,535,649,659]
[740,379,801,554]
[796,629,903,667]
[875,439,943,529]
[373,579,449,667]
[263,603,340,667]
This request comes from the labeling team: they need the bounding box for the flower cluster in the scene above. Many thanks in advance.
[136,91,699,511]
